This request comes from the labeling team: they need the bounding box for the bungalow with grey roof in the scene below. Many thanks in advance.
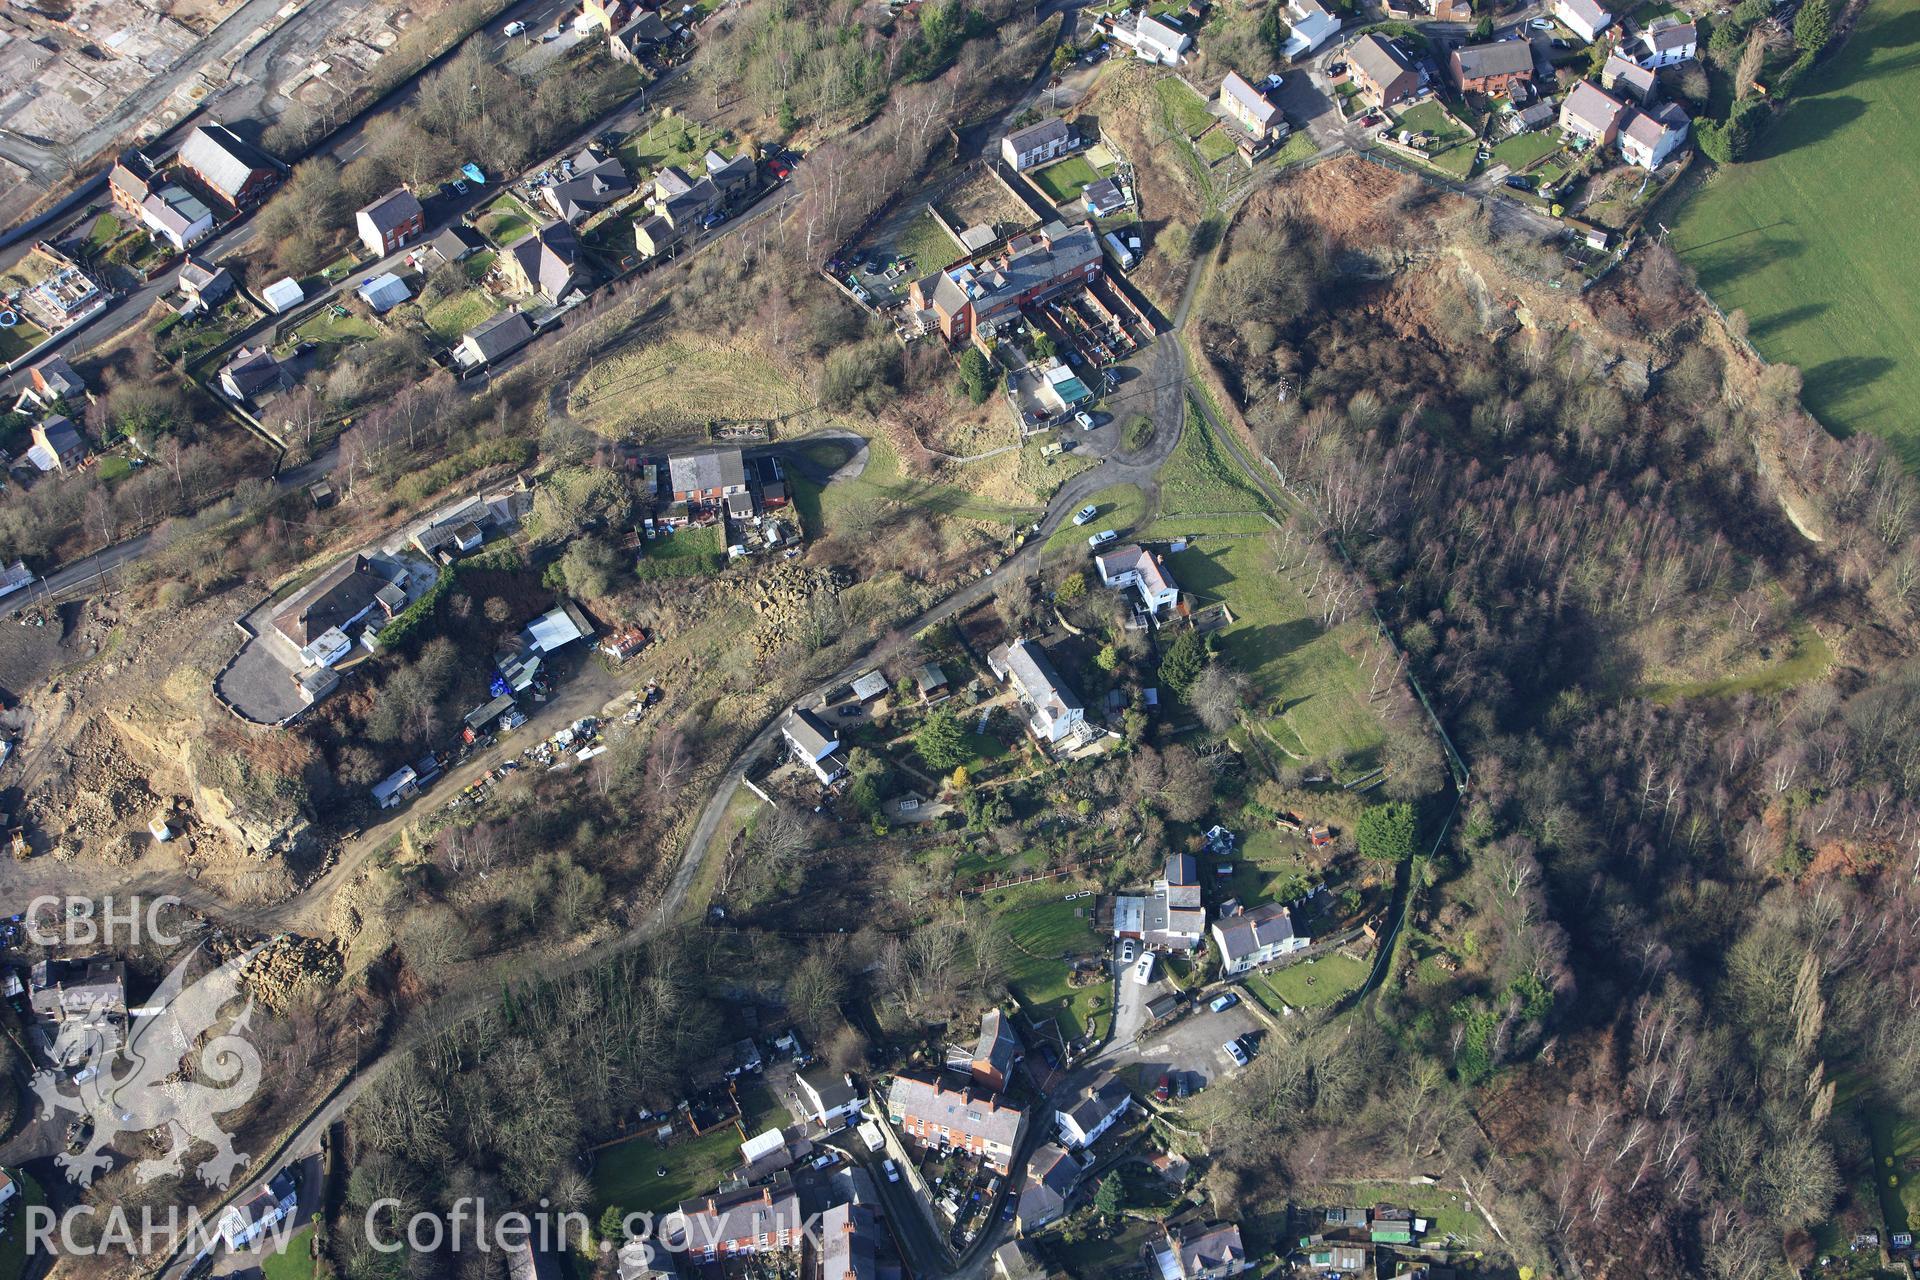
[454,309,536,370]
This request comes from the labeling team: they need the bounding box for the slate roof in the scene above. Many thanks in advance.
[819,1202,879,1280]
[176,123,274,201]
[431,224,486,261]
[1083,177,1126,214]
[888,1073,1026,1149]
[509,222,582,302]
[1220,71,1279,127]
[143,184,209,238]
[1005,638,1082,727]
[1350,33,1413,91]
[460,309,535,363]
[219,344,289,398]
[179,254,231,297]
[1621,99,1690,147]
[359,187,423,235]
[1603,50,1656,96]
[931,221,1101,322]
[273,554,386,646]
[785,707,838,759]
[1213,902,1296,964]
[1060,1071,1130,1138]
[1005,117,1073,154]
[1561,80,1627,135]
[545,154,634,221]
[1017,1143,1079,1223]
[1645,19,1696,49]
[668,448,746,493]
[1557,0,1612,30]
[1171,1224,1246,1280]
[976,1008,1020,1076]
[1453,39,1534,80]
[670,1184,803,1250]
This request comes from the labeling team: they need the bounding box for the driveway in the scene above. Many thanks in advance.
[1099,1000,1265,1094]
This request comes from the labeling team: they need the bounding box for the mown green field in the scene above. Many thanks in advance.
[989,880,1110,1042]
[1672,0,1920,464]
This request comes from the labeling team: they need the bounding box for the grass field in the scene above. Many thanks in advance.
[1272,130,1320,167]
[1247,950,1369,1011]
[423,287,502,341]
[259,1227,317,1280]
[1864,1103,1919,1236]
[1215,827,1316,911]
[285,307,379,353]
[1045,482,1148,552]
[637,523,726,578]
[992,881,1110,1042]
[1157,410,1268,513]
[1394,100,1469,142]
[1032,155,1102,204]
[593,1079,784,1217]
[790,434,1041,530]
[1155,76,1216,138]
[1197,128,1240,165]
[1672,0,1920,463]
[569,335,816,438]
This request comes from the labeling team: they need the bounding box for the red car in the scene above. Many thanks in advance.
[768,160,792,180]
[1154,1074,1172,1102]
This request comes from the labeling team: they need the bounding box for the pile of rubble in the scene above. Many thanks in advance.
[735,562,852,659]
[216,934,344,1012]
[26,723,158,851]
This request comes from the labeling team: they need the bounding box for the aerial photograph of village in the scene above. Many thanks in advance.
[0,0,1915,1273]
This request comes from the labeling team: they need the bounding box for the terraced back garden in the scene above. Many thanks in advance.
[591,1078,785,1218]
[987,878,1112,1044]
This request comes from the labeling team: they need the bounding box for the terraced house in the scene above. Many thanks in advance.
[887,1073,1028,1173]
[911,220,1103,345]
[665,1184,803,1259]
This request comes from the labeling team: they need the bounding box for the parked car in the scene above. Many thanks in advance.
[1209,992,1239,1013]
[1073,504,1099,526]
[503,19,527,35]
[1506,175,1535,191]
[1223,1039,1249,1067]
[1529,16,1553,27]
[703,209,730,230]
[1119,938,1138,964]
[884,1159,900,1183]
[1075,410,1095,430]
[1132,952,1157,985]
[1037,1042,1061,1068]
[1088,529,1119,549]
[837,706,861,718]
[812,1152,838,1170]
[1175,1074,1191,1099]
[1154,1074,1172,1102]
[1260,73,1284,90]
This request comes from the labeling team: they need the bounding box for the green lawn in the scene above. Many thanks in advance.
[1196,128,1239,165]
[1864,1103,1920,1237]
[0,317,49,365]
[87,212,122,250]
[619,117,729,182]
[1272,130,1319,166]
[286,307,379,353]
[636,523,726,578]
[0,1172,45,1280]
[593,1079,784,1218]
[1045,482,1148,552]
[423,287,502,341]
[1393,99,1469,143]
[259,1226,317,1280]
[1215,826,1315,911]
[96,455,133,483]
[790,435,1040,530]
[1155,76,1216,138]
[463,248,498,282]
[891,210,965,275]
[1247,950,1369,1011]
[1671,0,1920,464]
[1491,129,1561,172]
[476,193,537,248]
[1032,154,1102,203]
[992,881,1110,1042]
[1316,1180,1484,1246]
